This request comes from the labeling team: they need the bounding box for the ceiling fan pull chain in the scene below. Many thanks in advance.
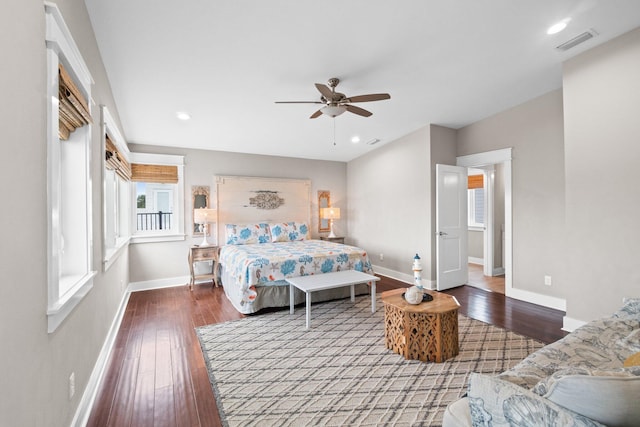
[333,118,336,146]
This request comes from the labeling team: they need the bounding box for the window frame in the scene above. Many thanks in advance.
[468,187,485,230]
[101,106,131,270]
[45,3,96,333]
[129,152,185,244]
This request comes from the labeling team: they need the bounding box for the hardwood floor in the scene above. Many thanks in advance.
[87,277,566,427]
[467,263,505,294]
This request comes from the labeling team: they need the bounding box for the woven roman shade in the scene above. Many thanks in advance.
[468,174,483,189]
[105,135,132,180]
[58,63,92,140]
[131,164,179,184]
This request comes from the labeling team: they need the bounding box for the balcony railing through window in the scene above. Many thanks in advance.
[137,211,172,231]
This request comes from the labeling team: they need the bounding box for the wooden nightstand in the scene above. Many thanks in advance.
[320,236,345,244]
[188,245,219,291]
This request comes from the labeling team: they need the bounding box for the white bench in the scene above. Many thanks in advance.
[286,270,380,329]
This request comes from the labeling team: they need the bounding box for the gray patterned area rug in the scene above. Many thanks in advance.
[196,294,544,427]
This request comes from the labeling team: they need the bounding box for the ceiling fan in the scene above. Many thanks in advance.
[275,77,390,119]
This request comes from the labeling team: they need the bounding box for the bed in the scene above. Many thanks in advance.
[218,222,374,314]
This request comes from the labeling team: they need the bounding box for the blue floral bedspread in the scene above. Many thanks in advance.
[219,240,373,292]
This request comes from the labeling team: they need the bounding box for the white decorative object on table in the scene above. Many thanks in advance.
[404,285,424,304]
[413,253,423,289]
[194,207,217,247]
[321,207,341,238]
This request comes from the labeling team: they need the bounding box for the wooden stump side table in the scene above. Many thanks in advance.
[381,288,460,363]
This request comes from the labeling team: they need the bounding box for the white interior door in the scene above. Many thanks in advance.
[436,164,468,290]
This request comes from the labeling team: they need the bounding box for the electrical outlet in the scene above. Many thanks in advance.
[69,372,75,400]
[544,275,552,286]
[379,253,384,261]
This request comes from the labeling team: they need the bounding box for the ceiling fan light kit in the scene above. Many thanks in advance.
[276,77,390,119]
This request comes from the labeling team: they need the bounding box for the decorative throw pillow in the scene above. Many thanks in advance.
[624,352,640,367]
[532,367,640,427]
[467,373,604,427]
[269,222,309,242]
[225,223,271,245]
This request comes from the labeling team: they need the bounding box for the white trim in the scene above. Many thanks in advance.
[47,272,96,333]
[492,267,505,276]
[70,287,130,427]
[372,265,435,290]
[128,276,190,293]
[562,316,587,333]
[468,257,484,265]
[103,237,130,271]
[130,233,186,244]
[129,152,184,166]
[507,287,566,311]
[457,148,512,168]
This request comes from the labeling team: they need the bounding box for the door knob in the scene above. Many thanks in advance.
[438,231,448,236]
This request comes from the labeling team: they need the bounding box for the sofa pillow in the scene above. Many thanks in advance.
[532,367,640,427]
[269,222,309,242]
[225,223,271,245]
[467,373,604,427]
[614,297,640,319]
[624,352,640,367]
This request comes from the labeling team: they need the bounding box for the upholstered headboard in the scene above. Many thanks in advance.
[215,175,311,244]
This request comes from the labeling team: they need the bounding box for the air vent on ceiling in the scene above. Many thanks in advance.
[556,29,598,51]
[366,138,380,146]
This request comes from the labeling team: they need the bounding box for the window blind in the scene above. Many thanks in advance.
[58,63,92,140]
[468,174,483,189]
[105,135,132,181]
[131,164,179,184]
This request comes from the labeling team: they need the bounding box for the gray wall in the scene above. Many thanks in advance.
[347,127,431,281]
[563,27,640,321]
[0,0,130,425]
[468,231,484,259]
[457,90,566,300]
[128,144,347,284]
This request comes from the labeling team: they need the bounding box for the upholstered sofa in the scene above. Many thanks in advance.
[443,297,640,427]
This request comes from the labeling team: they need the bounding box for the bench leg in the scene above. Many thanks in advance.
[305,292,311,329]
[290,284,295,314]
[350,284,355,302]
[371,281,376,313]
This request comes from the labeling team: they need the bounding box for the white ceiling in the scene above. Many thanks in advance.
[85,0,640,162]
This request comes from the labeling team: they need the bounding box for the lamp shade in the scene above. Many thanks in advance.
[194,208,217,224]
[321,207,340,220]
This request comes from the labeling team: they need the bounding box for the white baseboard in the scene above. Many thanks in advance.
[128,275,190,292]
[492,267,505,276]
[468,257,484,265]
[71,289,131,427]
[372,264,435,290]
[506,287,567,311]
[562,316,587,333]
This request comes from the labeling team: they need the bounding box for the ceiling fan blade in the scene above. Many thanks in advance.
[275,101,323,104]
[315,83,334,99]
[309,109,323,119]
[344,93,391,103]
[345,104,372,117]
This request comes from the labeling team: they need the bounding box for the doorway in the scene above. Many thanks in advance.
[456,148,512,295]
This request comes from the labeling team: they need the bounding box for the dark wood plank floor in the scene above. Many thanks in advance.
[87,276,566,427]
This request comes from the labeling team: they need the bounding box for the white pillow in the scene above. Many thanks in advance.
[536,368,640,427]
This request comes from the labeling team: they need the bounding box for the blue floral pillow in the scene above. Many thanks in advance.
[225,223,271,245]
[269,222,309,242]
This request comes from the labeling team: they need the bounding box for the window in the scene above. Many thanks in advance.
[46,4,95,333]
[129,152,185,243]
[102,106,131,270]
[467,171,485,230]
[468,188,485,228]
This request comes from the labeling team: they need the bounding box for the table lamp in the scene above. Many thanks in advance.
[194,208,217,247]
[321,207,340,238]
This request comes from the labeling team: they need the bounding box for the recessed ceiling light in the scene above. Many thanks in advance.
[547,18,571,35]
[351,136,361,144]
[176,111,191,121]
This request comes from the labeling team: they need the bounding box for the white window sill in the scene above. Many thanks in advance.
[130,233,186,244]
[47,271,96,333]
[103,236,131,271]
[468,226,485,232]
